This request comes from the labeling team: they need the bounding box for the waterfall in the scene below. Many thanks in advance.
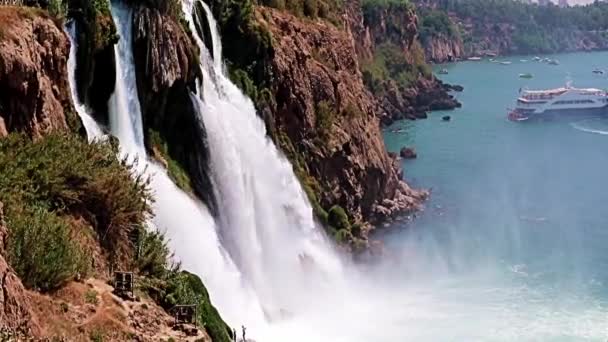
[106,0,267,332]
[183,0,347,327]
[65,21,104,141]
[109,1,144,154]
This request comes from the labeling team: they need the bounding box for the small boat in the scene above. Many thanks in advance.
[542,58,550,63]
[533,56,541,61]
[468,57,482,61]
[592,68,605,75]
[519,73,533,79]
[548,59,559,65]
[438,68,449,75]
[520,59,528,62]
[489,58,495,62]
[500,61,512,65]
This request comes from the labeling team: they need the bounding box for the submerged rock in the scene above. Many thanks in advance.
[400,147,417,159]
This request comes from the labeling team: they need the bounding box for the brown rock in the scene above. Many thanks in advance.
[258,7,423,223]
[400,147,417,159]
[0,7,76,138]
[132,6,216,211]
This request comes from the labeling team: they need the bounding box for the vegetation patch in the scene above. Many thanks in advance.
[258,0,343,24]
[135,229,233,342]
[0,133,151,289]
[148,129,193,194]
[361,42,430,95]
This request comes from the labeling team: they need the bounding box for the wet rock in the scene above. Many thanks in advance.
[400,147,417,159]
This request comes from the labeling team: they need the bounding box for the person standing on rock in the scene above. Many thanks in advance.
[242,325,246,342]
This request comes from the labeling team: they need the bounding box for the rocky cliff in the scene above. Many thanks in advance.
[0,7,78,137]
[423,34,463,63]
[257,7,427,226]
[357,1,460,124]
[131,5,216,209]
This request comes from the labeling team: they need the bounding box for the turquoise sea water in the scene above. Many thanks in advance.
[381,52,608,340]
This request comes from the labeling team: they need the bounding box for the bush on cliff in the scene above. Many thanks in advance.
[0,133,152,281]
[6,206,88,291]
[136,229,232,342]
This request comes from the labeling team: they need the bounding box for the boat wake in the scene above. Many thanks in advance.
[570,118,608,135]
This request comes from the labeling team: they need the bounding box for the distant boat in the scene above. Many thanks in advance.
[500,61,512,65]
[468,57,482,61]
[542,58,550,63]
[548,59,559,65]
[533,56,541,61]
[519,73,533,79]
[592,68,605,75]
[438,68,449,75]
[520,59,528,62]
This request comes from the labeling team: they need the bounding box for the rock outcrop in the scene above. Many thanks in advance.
[423,34,463,63]
[0,7,77,137]
[257,8,427,223]
[132,6,216,210]
[0,202,41,338]
[69,0,118,129]
[356,2,460,125]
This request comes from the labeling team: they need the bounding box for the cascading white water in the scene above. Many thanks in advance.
[109,1,145,154]
[185,0,345,303]
[106,1,267,332]
[65,22,105,141]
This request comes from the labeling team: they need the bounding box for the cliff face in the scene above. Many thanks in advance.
[0,7,77,137]
[132,6,216,209]
[357,3,460,124]
[70,0,118,128]
[257,7,427,224]
[423,34,463,63]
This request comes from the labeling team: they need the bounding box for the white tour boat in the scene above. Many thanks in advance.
[508,83,608,121]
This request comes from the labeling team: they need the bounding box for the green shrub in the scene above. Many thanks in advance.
[85,289,99,305]
[0,133,152,275]
[148,129,193,193]
[140,271,232,342]
[89,329,104,342]
[48,0,68,20]
[315,100,336,141]
[334,229,353,244]
[303,0,318,18]
[6,206,88,291]
[327,205,350,231]
[136,228,172,278]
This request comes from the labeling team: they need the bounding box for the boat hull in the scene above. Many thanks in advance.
[509,106,608,122]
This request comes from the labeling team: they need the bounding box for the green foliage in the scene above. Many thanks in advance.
[327,205,350,231]
[140,271,232,342]
[6,206,88,291]
[361,42,424,94]
[148,129,193,193]
[85,289,99,305]
[136,228,172,279]
[48,0,68,20]
[418,8,457,43]
[229,68,259,104]
[89,329,104,342]
[315,100,336,142]
[334,229,353,244]
[435,0,608,54]
[0,133,152,279]
[259,0,343,22]
[361,0,413,20]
